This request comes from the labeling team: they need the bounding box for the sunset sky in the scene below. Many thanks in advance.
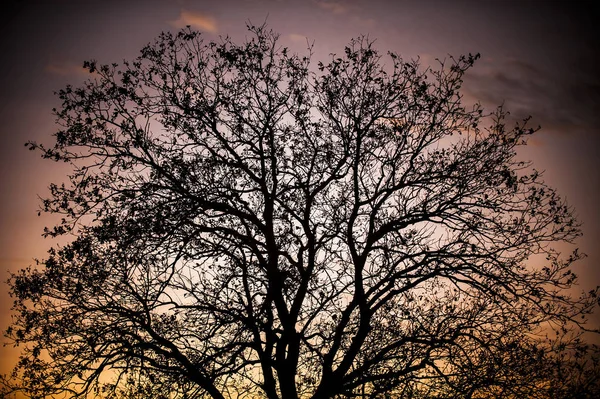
[0,0,598,378]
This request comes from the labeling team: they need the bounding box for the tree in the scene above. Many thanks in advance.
[3,24,598,399]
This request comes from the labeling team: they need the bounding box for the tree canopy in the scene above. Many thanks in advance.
[3,25,599,399]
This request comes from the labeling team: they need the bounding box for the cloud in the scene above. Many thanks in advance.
[45,61,90,76]
[461,56,600,137]
[314,0,348,14]
[170,10,218,33]
[288,33,308,43]
[313,1,374,26]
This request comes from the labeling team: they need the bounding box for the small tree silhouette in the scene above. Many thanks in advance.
[3,24,598,399]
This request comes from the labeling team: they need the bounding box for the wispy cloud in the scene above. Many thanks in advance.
[45,61,89,76]
[462,56,600,137]
[288,33,308,43]
[314,0,348,14]
[313,1,374,26]
[170,10,218,33]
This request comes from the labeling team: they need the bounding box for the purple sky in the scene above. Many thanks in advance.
[1,0,598,377]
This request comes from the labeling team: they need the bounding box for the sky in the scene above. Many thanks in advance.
[0,0,598,379]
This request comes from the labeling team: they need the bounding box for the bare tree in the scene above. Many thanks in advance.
[3,25,598,399]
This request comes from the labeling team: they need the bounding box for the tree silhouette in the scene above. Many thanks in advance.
[3,25,598,399]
